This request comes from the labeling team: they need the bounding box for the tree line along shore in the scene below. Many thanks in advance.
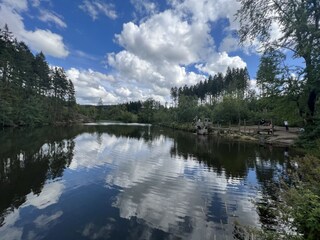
[2,1,320,236]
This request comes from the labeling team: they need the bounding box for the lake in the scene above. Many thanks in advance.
[0,123,290,239]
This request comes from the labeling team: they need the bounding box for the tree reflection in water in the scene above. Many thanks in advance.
[0,127,76,227]
[0,124,293,239]
[0,124,153,228]
[167,130,289,232]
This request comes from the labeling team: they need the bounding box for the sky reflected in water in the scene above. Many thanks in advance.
[0,125,289,239]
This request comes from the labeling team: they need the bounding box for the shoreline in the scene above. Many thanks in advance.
[1,121,300,147]
[158,123,300,147]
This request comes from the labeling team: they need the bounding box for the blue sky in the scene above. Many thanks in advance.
[0,0,263,105]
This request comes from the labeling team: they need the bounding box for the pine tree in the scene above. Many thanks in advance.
[33,52,51,95]
[0,25,77,126]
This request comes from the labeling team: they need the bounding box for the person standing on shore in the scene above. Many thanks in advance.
[284,120,289,131]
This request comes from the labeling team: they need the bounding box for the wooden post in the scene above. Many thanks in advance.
[271,118,274,136]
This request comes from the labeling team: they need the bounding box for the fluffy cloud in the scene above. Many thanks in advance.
[0,0,252,104]
[105,0,247,104]
[196,52,246,76]
[66,68,118,105]
[0,3,69,58]
[66,66,173,104]
[24,29,68,57]
[115,10,211,65]
[108,50,204,92]
[115,87,131,97]
[79,0,117,20]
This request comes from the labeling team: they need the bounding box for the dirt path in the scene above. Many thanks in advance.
[265,126,299,145]
[223,125,301,146]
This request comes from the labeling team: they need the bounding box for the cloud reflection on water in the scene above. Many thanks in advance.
[0,181,65,239]
[0,125,281,239]
[69,131,261,238]
[24,181,65,210]
[0,209,22,240]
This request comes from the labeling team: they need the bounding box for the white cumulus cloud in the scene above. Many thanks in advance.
[105,0,247,103]
[66,68,118,105]
[0,3,69,58]
[196,52,247,76]
[23,28,68,57]
[115,10,210,65]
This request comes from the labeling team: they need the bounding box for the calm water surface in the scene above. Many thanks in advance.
[0,124,290,239]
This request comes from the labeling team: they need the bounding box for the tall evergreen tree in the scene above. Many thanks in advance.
[0,25,77,126]
[33,52,51,95]
[67,80,76,106]
[14,42,34,89]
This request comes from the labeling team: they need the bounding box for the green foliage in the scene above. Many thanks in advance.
[212,97,249,124]
[280,153,320,240]
[0,25,77,127]
[197,105,214,121]
[297,121,320,149]
[239,6,320,233]
[137,98,157,123]
[153,108,173,124]
[176,67,250,103]
[257,49,286,97]
[236,0,320,124]
[119,111,138,123]
[232,154,320,240]
[251,96,303,126]
[286,188,320,239]
[91,104,139,123]
[176,95,198,123]
[78,105,97,120]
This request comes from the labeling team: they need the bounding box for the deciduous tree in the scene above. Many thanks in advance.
[236,0,320,120]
